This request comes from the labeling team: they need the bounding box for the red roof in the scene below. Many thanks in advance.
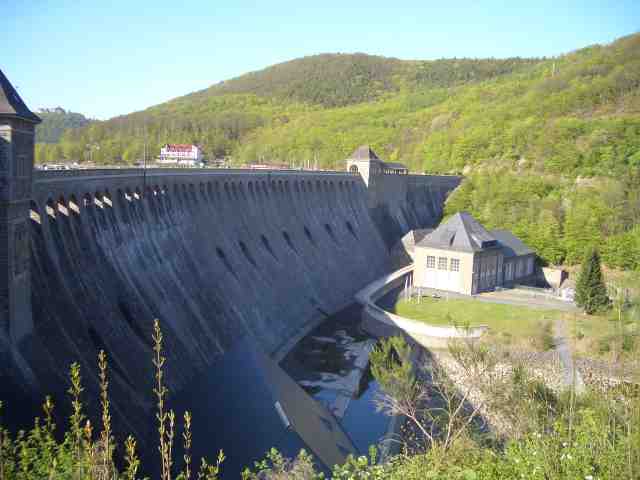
[164,144,196,152]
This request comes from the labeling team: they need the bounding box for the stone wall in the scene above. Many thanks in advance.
[5,171,384,425]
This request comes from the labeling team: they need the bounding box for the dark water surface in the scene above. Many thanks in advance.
[170,337,306,479]
[5,303,389,479]
[281,303,389,455]
[170,303,389,478]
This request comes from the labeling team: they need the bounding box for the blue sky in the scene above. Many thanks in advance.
[3,1,638,120]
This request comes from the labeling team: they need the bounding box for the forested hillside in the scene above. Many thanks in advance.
[41,53,539,164]
[35,107,92,144]
[197,53,538,107]
[36,33,640,269]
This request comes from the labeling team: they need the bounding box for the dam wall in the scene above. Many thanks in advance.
[1,167,458,437]
[368,173,461,248]
[4,170,389,426]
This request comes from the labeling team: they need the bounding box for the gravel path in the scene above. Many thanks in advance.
[553,319,586,393]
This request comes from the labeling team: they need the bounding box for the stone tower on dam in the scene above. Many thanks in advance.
[0,69,461,437]
[0,70,40,382]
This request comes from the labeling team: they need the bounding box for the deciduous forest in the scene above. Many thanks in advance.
[36,33,640,270]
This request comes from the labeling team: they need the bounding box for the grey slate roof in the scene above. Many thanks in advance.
[417,212,498,252]
[0,69,41,123]
[490,229,535,257]
[384,161,408,171]
[349,145,381,162]
[400,228,434,252]
[411,228,434,245]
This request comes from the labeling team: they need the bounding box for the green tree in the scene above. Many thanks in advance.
[575,248,610,314]
[531,209,565,265]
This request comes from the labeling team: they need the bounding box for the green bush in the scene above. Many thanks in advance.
[622,333,636,352]
[598,337,612,353]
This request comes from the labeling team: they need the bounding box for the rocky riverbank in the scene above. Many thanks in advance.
[576,356,640,391]
[429,346,565,438]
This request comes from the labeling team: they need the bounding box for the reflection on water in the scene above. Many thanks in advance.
[167,303,390,478]
[281,303,390,454]
[341,377,385,453]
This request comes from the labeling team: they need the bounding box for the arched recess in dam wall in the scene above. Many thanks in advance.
[2,168,458,437]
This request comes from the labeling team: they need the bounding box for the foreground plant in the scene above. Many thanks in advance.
[153,319,224,480]
[369,336,494,454]
[242,448,322,480]
[0,319,223,479]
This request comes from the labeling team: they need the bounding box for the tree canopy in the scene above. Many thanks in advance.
[575,248,610,314]
[35,33,640,269]
[35,107,92,144]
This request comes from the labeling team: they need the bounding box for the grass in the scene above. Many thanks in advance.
[557,266,640,359]
[569,305,640,358]
[390,289,640,358]
[391,296,563,342]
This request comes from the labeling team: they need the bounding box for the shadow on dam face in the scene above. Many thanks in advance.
[2,170,459,474]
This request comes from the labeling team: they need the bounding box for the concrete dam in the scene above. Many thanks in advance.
[0,71,466,474]
[3,166,458,418]
[1,113,460,477]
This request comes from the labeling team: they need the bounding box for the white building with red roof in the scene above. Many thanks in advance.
[158,144,203,166]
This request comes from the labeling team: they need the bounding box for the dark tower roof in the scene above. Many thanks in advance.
[0,69,41,123]
[349,145,381,161]
[417,212,498,252]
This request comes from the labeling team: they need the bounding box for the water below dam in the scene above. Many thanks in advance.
[281,303,389,454]
[169,303,388,478]
[375,286,404,312]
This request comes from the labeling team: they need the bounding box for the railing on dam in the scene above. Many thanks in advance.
[33,167,357,181]
[30,167,364,208]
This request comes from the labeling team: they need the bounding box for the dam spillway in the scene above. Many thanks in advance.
[1,166,459,447]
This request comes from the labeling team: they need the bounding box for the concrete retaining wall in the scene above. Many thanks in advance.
[355,265,487,348]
